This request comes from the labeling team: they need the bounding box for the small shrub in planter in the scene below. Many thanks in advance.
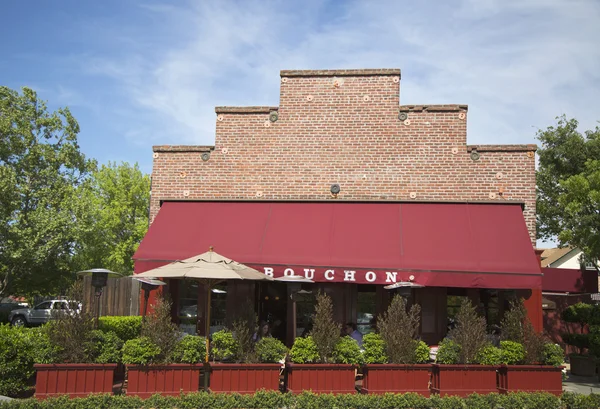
[33,283,120,399]
[448,298,487,364]
[122,337,161,365]
[287,293,355,394]
[362,333,387,364]
[171,335,206,364]
[543,343,565,367]
[500,340,525,365]
[415,341,430,364]
[255,337,288,363]
[140,297,179,364]
[475,344,502,365]
[435,339,461,364]
[333,336,364,365]
[211,330,239,362]
[98,316,142,342]
[378,295,421,364]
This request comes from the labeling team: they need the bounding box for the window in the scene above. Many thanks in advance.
[357,285,376,335]
[210,283,227,333]
[178,281,199,335]
[35,302,52,310]
[295,290,315,338]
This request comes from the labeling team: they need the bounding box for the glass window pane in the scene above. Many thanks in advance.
[357,285,376,335]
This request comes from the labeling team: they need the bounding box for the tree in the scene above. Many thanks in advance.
[536,116,600,269]
[0,86,95,298]
[72,162,150,275]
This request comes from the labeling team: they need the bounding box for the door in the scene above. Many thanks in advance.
[30,301,52,324]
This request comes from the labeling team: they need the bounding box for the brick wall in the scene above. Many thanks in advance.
[150,69,537,243]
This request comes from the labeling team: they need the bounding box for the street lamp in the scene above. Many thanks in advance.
[131,276,166,322]
[76,268,122,327]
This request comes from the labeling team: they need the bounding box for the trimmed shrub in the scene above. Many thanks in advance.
[255,337,287,363]
[141,296,180,363]
[170,335,206,364]
[543,343,565,367]
[500,340,526,365]
[0,325,44,397]
[310,292,341,363]
[378,295,421,364]
[333,336,363,365]
[121,336,161,365]
[89,330,123,364]
[415,340,430,364]
[449,298,487,364]
[98,316,142,342]
[475,344,502,365]
[289,336,319,364]
[211,329,238,362]
[436,338,461,364]
[362,333,387,364]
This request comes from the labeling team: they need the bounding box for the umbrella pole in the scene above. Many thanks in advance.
[203,284,211,391]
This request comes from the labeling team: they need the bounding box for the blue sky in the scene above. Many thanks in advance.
[2,0,599,177]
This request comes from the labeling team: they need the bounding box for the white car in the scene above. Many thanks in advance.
[9,299,80,327]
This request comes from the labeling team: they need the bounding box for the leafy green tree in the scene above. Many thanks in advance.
[0,86,94,298]
[72,161,150,275]
[537,116,600,269]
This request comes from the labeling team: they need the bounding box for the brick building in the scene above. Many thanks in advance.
[134,69,544,346]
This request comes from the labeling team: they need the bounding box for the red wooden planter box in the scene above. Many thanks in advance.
[126,364,201,398]
[498,365,563,396]
[431,364,499,397]
[209,363,282,394]
[286,363,356,394]
[34,363,117,399]
[362,364,432,396]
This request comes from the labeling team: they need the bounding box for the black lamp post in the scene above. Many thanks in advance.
[76,268,122,328]
[131,277,166,322]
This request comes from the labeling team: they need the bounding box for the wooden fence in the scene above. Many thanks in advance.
[82,275,140,316]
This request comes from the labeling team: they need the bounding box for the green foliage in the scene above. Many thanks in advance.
[170,335,205,364]
[333,336,363,365]
[255,337,287,363]
[475,344,502,365]
[289,336,319,364]
[562,333,590,352]
[230,301,258,363]
[0,86,96,298]
[310,292,341,363]
[140,296,179,363]
[543,343,565,367]
[89,330,123,364]
[71,162,150,275]
[415,340,430,364]
[588,326,600,358]
[121,336,161,365]
[43,283,96,363]
[537,116,600,266]
[211,329,239,362]
[0,391,572,408]
[98,316,142,342]
[562,302,593,325]
[0,325,43,396]
[436,338,461,364]
[448,298,487,364]
[501,299,528,344]
[500,340,526,365]
[377,295,421,364]
[362,332,388,364]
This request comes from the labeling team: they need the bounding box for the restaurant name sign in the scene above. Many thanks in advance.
[254,266,418,285]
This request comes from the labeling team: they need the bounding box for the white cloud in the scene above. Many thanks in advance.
[84,0,600,147]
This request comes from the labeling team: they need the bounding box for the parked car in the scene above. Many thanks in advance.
[0,302,27,323]
[9,299,80,327]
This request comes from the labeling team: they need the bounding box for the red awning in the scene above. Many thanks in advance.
[542,267,598,294]
[133,201,542,289]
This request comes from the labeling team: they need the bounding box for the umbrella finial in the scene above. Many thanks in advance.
[209,246,214,252]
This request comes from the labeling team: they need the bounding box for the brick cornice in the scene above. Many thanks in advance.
[153,145,214,153]
[467,144,537,152]
[281,69,401,77]
[400,104,468,112]
[215,106,278,114]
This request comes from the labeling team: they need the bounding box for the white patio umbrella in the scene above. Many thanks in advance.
[136,247,273,362]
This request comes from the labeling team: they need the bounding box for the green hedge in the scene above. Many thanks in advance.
[97,316,142,342]
[0,391,597,409]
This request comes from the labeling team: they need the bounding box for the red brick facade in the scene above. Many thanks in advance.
[150,69,536,243]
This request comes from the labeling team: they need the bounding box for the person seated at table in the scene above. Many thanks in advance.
[345,322,363,347]
[252,320,271,342]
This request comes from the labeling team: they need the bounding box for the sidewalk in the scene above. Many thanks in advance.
[563,373,600,395]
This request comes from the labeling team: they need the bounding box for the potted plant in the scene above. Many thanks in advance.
[34,284,121,399]
[286,292,358,394]
[361,295,431,396]
[562,302,595,376]
[431,299,499,397]
[208,326,288,394]
[123,296,204,398]
[497,299,565,396]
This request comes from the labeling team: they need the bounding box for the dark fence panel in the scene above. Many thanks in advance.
[82,276,140,316]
